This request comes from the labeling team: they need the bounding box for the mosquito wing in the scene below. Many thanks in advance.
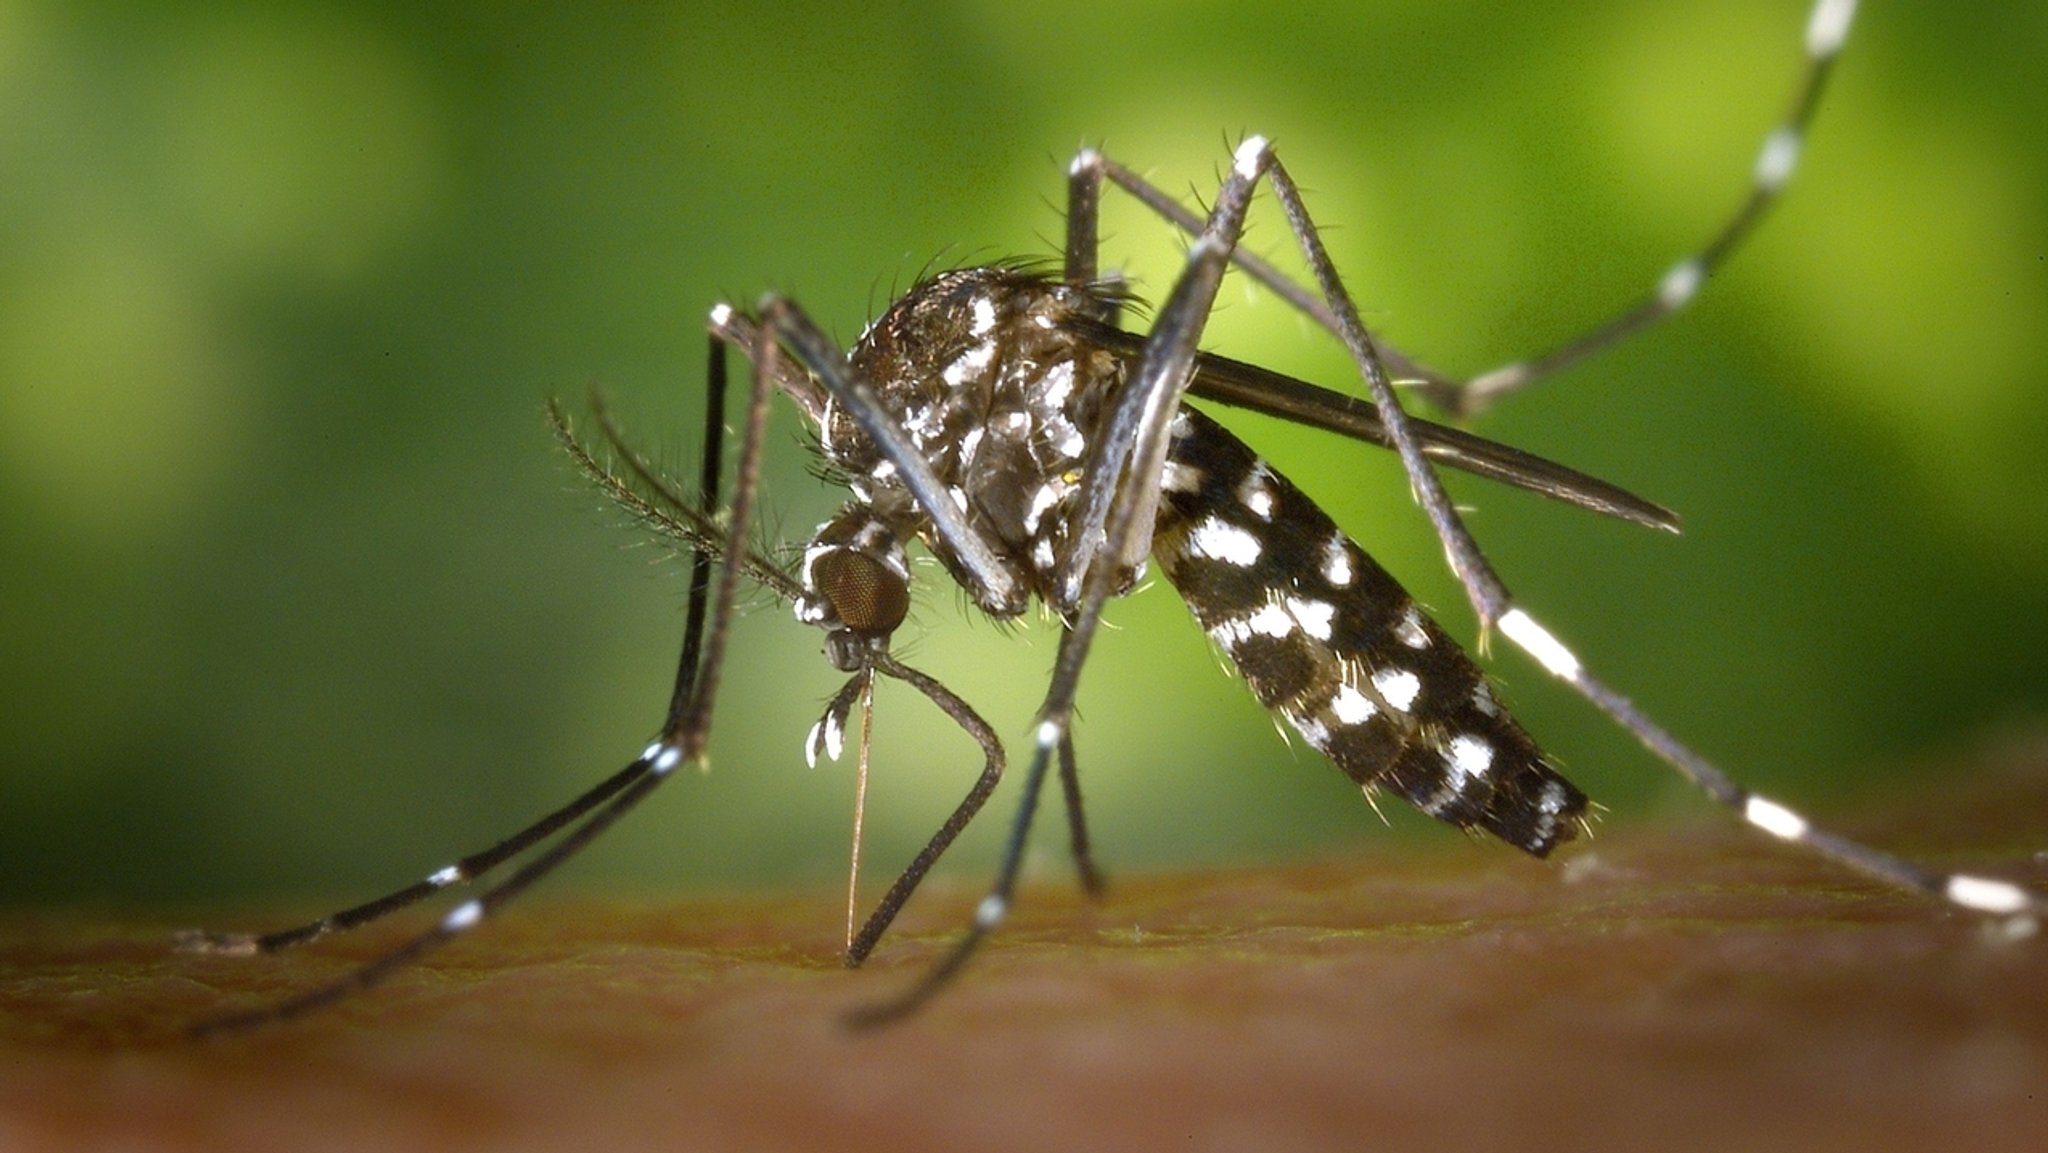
[1079,320,1679,533]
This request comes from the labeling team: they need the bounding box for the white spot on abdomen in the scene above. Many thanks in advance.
[1188,517,1263,566]
[1237,462,1276,520]
[1162,460,1203,493]
[1445,734,1494,782]
[1285,596,1335,640]
[1247,602,1294,638]
[1320,535,1354,587]
[1330,683,1376,725]
[1371,667,1421,713]
[1393,606,1429,650]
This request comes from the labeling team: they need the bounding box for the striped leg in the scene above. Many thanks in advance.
[1250,122,2044,929]
[172,758,655,959]
[1065,0,1862,419]
[174,358,757,970]
[857,136,1286,1017]
[1494,607,2041,924]
[185,307,784,1037]
[1436,0,1862,415]
[841,657,1007,968]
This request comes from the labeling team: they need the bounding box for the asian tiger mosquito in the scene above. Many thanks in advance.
[179,0,2042,1035]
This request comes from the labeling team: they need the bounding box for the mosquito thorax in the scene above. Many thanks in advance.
[824,266,1129,619]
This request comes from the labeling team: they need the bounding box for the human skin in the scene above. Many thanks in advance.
[4,739,2045,1153]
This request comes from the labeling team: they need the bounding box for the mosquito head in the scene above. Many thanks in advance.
[795,506,914,672]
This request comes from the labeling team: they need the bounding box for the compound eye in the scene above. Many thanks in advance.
[811,548,909,638]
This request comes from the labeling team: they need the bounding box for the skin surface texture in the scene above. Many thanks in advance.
[4,735,2045,1153]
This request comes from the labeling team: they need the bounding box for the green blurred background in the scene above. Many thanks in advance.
[3,1,2044,910]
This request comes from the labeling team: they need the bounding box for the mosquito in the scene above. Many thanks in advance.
[179,0,2040,1035]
